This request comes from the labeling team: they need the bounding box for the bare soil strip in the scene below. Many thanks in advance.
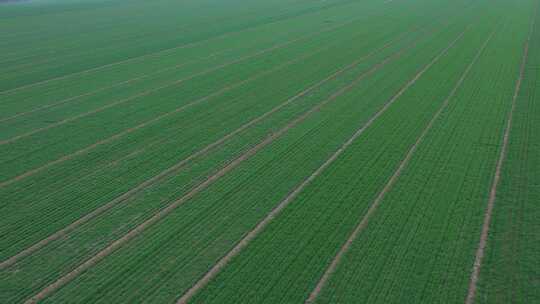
[176,27,469,304]
[464,11,535,304]
[0,16,359,96]
[23,26,422,304]
[0,25,416,272]
[305,26,493,304]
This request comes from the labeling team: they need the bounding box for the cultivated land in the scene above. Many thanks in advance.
[0,0,538,303]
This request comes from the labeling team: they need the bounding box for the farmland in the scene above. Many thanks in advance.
[0,0,538,303]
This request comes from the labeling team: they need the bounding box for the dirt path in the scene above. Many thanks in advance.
[176,26,469,304]
[464,10,535,304]
[22,24,424,303]
[304,25,489,304]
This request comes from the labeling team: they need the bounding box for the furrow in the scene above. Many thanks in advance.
[306,26,495,304]
[464,8,535,304]
[178,25,468,304]
[0,28,323,146]
[0,19,417,189]
[22,24,417,303]
[0,17,427,269]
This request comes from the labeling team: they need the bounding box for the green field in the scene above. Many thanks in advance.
[0,0,538,303]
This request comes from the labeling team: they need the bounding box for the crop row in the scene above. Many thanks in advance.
[0,3,448,301]
[24,8,479,303]
[475,1,540,303]
[0,1,384,120]
[2,0,531,303]
[0,13,388,142]
[0,1,445,178]
[0,11,429,263]
[185,6,498,304]
[0,0,472,121]
[310,1,534,303]
[0,0,366,91]
[1,0,457,264]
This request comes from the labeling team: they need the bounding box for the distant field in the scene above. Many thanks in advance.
[0,0,538,303]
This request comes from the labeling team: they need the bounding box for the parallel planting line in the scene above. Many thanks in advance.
[0,19,370,146]
[0,44,195,96]
[0,38,284,124]
[0,51,310,186]
[0,23,412,189]
[1,4,307,71]
[0,45,240,124]
[1,28,424,275]
[0,15,204,64]
[0,60,190,123]
[0,22,420,270]
[0,11,243,64]
[23,25,422,303]
[464,11,535,304]
[0,0,358,72]
[305,26,494,304]
[3,11,460,186]
[177,25,469,304]
[0,2,299,61]
[0,21,211,74]
[0,12,362,95]
[0,58,200,124]
[0,47,316,186]
[0,13,229,67]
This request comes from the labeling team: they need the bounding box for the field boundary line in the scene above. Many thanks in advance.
[464,8,536,304]
[305,25,494,304]
[0,7,364,96]
[0,25,414,270]
[22,22,425,303]
[0,18,374,147]
[176,26,470,304]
